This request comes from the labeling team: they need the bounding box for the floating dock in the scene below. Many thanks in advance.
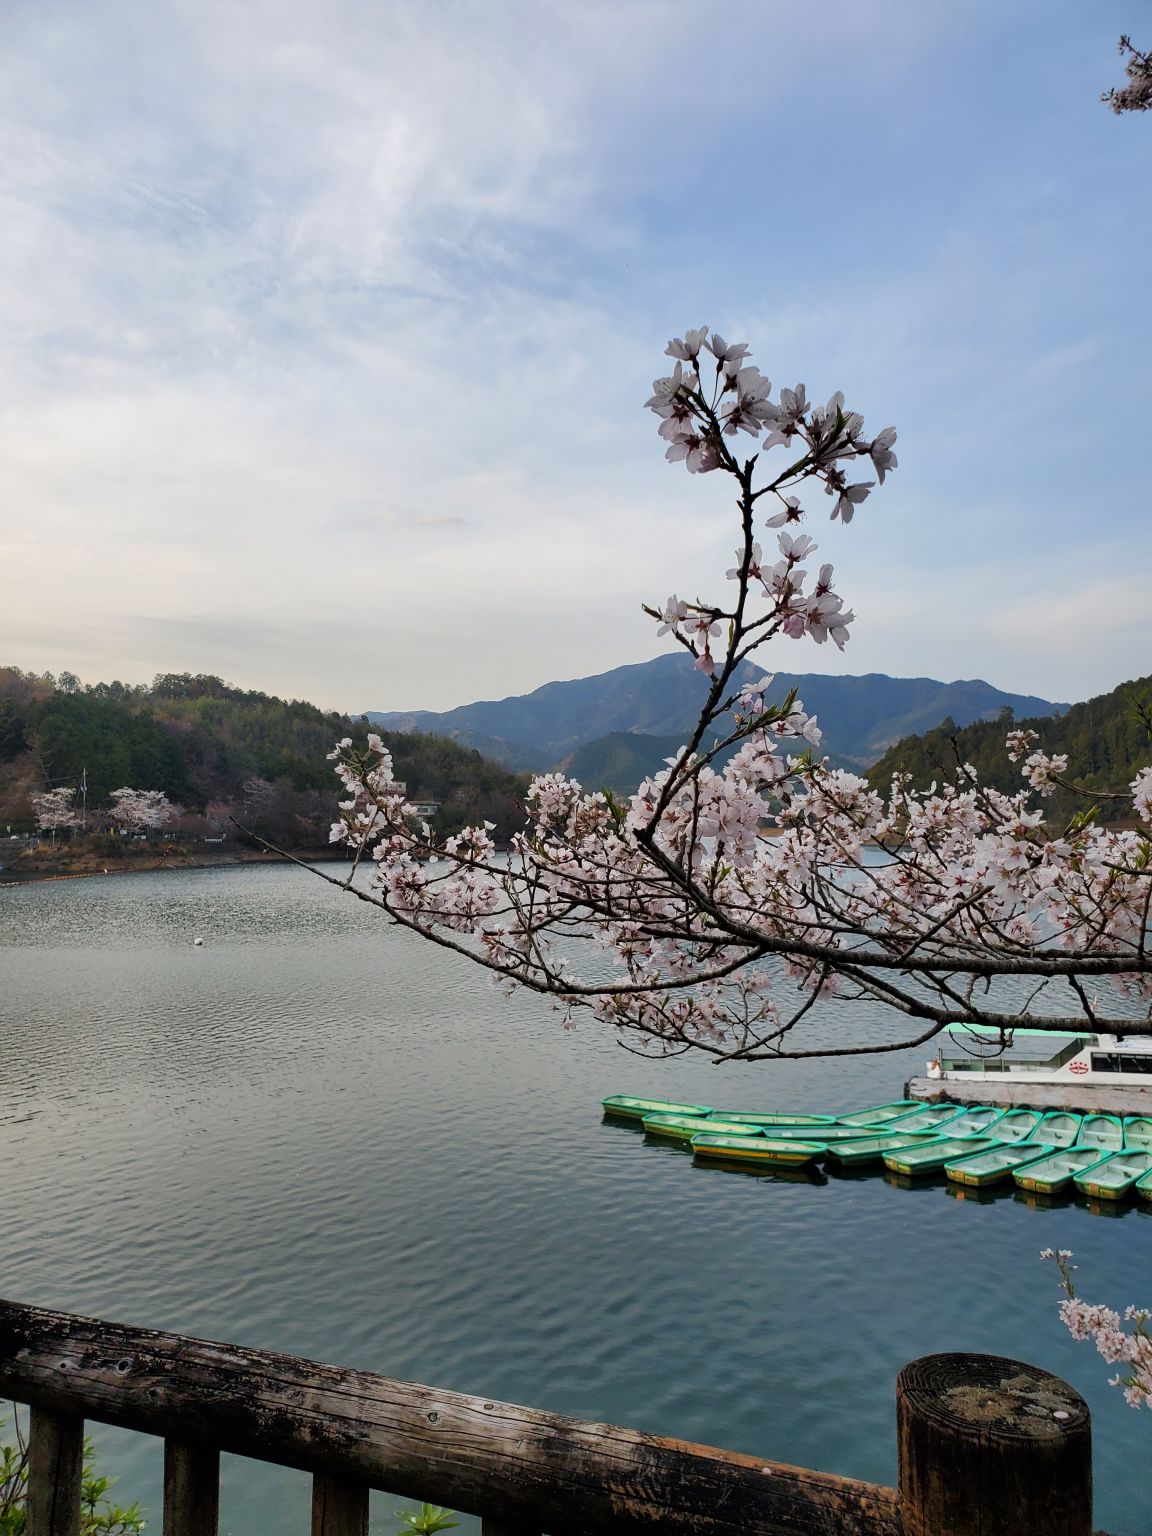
[905,1076,1152,1115]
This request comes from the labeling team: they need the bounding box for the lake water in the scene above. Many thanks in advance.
[2,864,1149,1534]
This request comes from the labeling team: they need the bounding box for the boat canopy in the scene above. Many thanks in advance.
[939,1023,1091,1073]
[946,1024,1094,1041]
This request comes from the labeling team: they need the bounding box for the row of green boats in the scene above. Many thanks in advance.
[601,1094,1152,1200]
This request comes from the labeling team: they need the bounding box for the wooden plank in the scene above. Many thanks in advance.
[163,1441,220,1536]
[0,1299,899,1536]
[311,1473,369,1536]
[27,1405,83,1536]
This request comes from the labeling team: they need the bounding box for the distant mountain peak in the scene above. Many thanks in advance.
[363,655,1065,791]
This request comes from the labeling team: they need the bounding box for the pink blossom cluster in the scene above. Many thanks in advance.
[325,329,1152,1061]
[1043,1250,1151,1412]
[643,327,894,667]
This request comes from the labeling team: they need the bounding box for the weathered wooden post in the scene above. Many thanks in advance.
[897,1352,1092,1536]
[27,1406,83,1536]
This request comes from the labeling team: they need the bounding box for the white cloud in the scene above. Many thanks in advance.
[0,0,1147,715]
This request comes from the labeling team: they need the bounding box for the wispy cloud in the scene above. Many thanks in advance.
[0,0,1147,711]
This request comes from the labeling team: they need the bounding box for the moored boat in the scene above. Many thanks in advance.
[1077,1114,1125,1151]
[824,1132,944,1167]
[642,1113,758,1142]
[690,1132,826,1166]
[908,1024,1152,1114]
[1123,1115,1152,1151]
[881,1104,967,1134]
[1073,1149,1152,1200]
[1137,1168,1152,1203]
[712,1110,836,1126]
[1035,1111,1082,1147]
[883,1136,1002,1176]
[989,1108,1044,1142]
[835,1101,919,1128]
[601,1095,712,1120]
[945,1142,1055,1187]
[1014,1146,1112,1194]
[943,1106,1006,1137]
[748,1122,907,1143]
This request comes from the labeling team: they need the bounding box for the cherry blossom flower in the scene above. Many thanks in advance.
[720,366,773,437]
[656,594,689,635]
[764,495,805,529]
[824,473,873,524]
[1007,728,1040,762]
[665,327,709,362]
[868,426,898,484]
[777,530,816,564]
[706,333,751,368]
[726,541,763,582]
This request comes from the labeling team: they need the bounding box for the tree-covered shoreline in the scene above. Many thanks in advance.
[868,673,1152,824]
[0,667,528,857]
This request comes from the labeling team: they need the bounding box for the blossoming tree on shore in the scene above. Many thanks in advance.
[31,786,79,839]
[107,787,176,835]
[319,326,1152,1065]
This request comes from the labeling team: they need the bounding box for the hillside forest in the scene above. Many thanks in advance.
[869,673,1152,824]
[0,667,528,852]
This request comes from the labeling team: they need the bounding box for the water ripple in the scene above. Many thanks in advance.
[2,864,1149,1535]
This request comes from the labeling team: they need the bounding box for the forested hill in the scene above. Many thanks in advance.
[0,668,527,844]
[867,673,1152,822]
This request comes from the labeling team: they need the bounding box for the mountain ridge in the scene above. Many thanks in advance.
[364,654,1066,790]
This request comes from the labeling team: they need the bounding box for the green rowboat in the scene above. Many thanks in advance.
[1035,1111,1082,1147]
[988,1108,1044,1142]
[943,1106,1006,1137]
[1137,1168,1152,1203]
[712,1110,836,1126]
[690,1132,826,1166]
[883,1136,1002,1176]
[749,1122,909,1143]
[824,1132,945,1167]
[1074,1149,1152,1200]
[1077,1114,1125,1151]
[879,1103,967,1134]
[945,1142,1055,1187]
[1014,1146,1112,1194]
[1122,1115,1152,1152]
[601,1095,712,1120]
[835,1101,919,1128]
[642,1114,759,1142]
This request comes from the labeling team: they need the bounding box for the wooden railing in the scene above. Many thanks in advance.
[0,1300,1096,1536]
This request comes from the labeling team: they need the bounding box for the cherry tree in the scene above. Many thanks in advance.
[314,326,1152,1063]
[31,786,79,840]
[107,787,175,835]
[1103,35,1152,114]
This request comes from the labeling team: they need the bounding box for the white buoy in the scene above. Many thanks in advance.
[193,937,204,946]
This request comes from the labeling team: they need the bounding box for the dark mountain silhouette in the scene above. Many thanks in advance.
[365,654,1065,791]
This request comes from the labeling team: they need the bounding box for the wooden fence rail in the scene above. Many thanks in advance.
[0,1299,1095,1536]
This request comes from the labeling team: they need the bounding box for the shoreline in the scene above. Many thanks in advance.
[0,848,349,886]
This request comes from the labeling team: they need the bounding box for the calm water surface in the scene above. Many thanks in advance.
[2,865,1149,1534]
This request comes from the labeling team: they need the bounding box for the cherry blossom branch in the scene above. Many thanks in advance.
[310,325,1152,1062]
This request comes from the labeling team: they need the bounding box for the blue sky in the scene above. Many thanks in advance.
[0,0,1148,711]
